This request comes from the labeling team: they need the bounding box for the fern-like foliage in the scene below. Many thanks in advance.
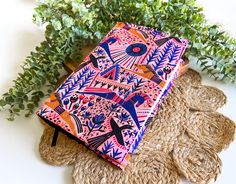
[78,70,96,90]
[152,41,173,71]
[102,141,114,154]
[2,0,236,121]
[110,148,122,160]
[38,107,49,116]
[126,74,136,84]
[57,67,89,92]
[56,74,74,92]
[131,127,146,154]
[120,76,126,83]
[168,44,181,64]
[131,78,145,92]
[59,67,89,100]
[146,48,159,64]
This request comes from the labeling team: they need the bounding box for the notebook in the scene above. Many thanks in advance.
[37,22,188,169]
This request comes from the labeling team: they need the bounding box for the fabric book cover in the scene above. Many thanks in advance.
[37,22,188,169]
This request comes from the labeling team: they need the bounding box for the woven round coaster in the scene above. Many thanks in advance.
[187,111,236,152]
[173,137,222,184]
[137,86,188,153]
[186,85,227,111]
[39,125,85,166]
[38,68,235,184]
[73,149,180,184]
[174,68,202,88]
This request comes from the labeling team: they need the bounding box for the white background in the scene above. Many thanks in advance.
[0,0,235,184]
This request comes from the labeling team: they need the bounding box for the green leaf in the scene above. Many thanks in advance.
[51,19,62,30]
[62,14,74,28]
[13,108,20,112]
[27,103,35,109]
[0,99,6,106]
[19,103,25,110]
[7,117,15,121]
[2,0,236,121]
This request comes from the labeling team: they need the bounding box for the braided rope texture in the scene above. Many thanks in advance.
[39,68,235,184]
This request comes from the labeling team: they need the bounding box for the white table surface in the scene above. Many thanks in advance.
[0,0,235,184]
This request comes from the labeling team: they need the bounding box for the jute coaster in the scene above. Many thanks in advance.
[187,111,235,153]
[38,66,236,184]
[173,137,222,184]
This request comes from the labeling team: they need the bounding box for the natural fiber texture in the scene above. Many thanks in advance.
[186,85,227,111]
[137,86,188,153]
[73,149,180,184]
[173,137,222,184]
[39,125,84,166]
[175,68,202,88]
[187,111,235,152]
[38,67,236,184]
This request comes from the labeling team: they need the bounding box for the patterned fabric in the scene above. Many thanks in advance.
[37,22,188,169]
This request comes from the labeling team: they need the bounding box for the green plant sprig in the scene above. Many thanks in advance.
[1,0,236,120]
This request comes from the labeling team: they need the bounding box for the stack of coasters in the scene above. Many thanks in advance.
[37,22,188,169]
